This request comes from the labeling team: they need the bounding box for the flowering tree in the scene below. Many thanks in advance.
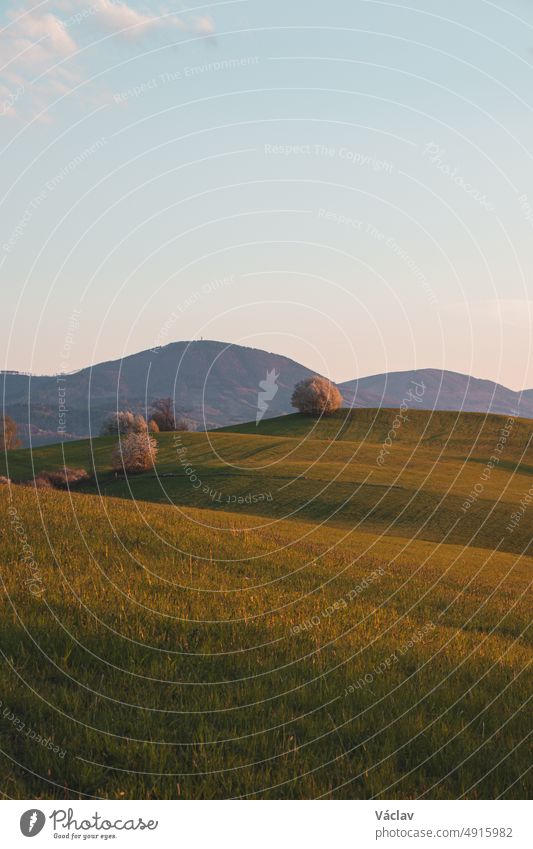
[100,411,147,436]
[291,376,343,416]
[112,432,158,474]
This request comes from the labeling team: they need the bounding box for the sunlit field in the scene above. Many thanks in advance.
[0,409,531,798]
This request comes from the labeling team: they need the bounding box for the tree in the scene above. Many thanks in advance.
[291,376,343,416]
[100,410,147,436]
[0,415,21,451]
[112,432,158,474]
[151,397,178,431]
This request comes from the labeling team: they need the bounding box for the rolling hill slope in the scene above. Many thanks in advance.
[2,408,532,557]
[3,341,533,445]
[0,407,530,798]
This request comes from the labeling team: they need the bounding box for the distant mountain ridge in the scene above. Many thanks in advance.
[341,368,529,417]
[2,340,532,445]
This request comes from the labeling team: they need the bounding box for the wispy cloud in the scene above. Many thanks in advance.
[2,7,77,72]
[78,1,217,38]
[482,298,533,330]
[1,1,217,120]
[65,0,175,38]
[0,5,79,120]
[188,14,216,36]
[444,299,533,330]
[56,0,216,38]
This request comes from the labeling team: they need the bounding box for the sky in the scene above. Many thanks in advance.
[2,0,533,389]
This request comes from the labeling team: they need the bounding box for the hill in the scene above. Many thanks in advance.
[342,368,530,416]
[2,407,532,557]
[3,341,533,445]
[1,341,317,444]
[220,406,533,447]
[0,407,530,798]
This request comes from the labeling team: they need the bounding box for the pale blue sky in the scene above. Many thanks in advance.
[2,0,533,388]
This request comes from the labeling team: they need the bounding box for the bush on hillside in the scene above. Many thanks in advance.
[26,467,90,490]
[100,410,147,436]
[112,432,158,474]
[1,415,21,451]
[291,376,343,416]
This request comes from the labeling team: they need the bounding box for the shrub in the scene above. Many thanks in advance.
[291,376,343,416]
[100,411,147,436]
[30,474,54,489]
[112,432,158,474]
[28,467,90,490]
[1,415,21,451]
[47,468,90,489]
[147,419,160,433]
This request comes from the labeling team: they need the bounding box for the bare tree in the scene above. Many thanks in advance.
[291,376,343,416]
[112,432,158,474]
[151,397,178,431]
[0,415,21,451]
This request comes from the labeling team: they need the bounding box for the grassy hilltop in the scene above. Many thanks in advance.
[0,408,531,798]
[3,409,532,554]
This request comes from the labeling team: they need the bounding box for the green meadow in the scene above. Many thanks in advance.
[0,409,531,798]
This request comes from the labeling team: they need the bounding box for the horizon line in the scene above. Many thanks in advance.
[2,338,531,395]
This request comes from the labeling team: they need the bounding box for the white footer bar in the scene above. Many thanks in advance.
[1,800,530,848]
